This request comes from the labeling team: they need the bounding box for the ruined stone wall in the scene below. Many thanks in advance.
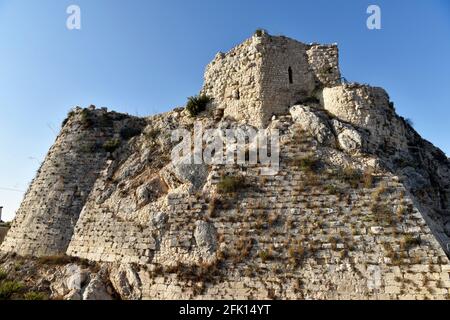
[0,227,8,244]
[3,33,450,300]
[142,116,449,300]
[259,36,340,124]
[66,110,186,264]
[0,108,141,257]
[64,109,450,299]
[202,33,340,127]
[321,84,450,257]
[201,36,264,126]
[306,44,341,87]
[322,84,407,153]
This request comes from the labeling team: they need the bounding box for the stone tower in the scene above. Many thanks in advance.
[201,30,341,127]
[0,108,144,257]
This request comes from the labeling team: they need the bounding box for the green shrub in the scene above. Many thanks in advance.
[38,255,75,265]
[24,291,48,300]
[61,110,76,127]
[217,175,246,194]
[145,128,161,141]
[0,280,23,300]
[259,249,272,263]
[103,138,121,153]
[405,118,414,127]
[401,235,421,250]
[292,155,319,173]
[80,142,102,154]
[254,29,266,37]
[120,127,142,140]
[80,109,94,128]
[336,166,362,188]
[0,269,7,281]
[325,184,339,195]
[99,113,114,128]
[186,95,211,117]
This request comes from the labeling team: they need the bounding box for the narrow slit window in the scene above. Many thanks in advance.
[288,67,293,84]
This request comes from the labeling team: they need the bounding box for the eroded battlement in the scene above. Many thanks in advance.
[202,31,340,127]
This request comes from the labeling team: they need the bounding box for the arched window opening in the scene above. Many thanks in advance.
[288,67,293,84]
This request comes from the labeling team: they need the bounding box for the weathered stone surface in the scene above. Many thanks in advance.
[290,105,334,145]
[202,32,340,127]
[136,176,168,207]
[50,264,88,300]
[330,119,365,152]
[1,32,450,300]
[110,264,142,300]
[0,108,145,257]
[82,274,113,300]
[0,226,8,244]
[194,221,217,255]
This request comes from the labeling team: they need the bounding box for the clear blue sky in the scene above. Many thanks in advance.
[0,0,449,221]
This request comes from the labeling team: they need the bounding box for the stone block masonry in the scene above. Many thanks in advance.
[202,31,340,127]
[2,32,450,300]
[0,107,145,257]
[66,112,450,299]
[0,227,8,244]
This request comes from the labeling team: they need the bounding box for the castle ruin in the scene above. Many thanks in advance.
[1,32,450,300]
[202,30,340,127]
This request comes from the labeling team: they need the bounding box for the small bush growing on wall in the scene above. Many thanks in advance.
[217,175,246,194]
[103,138,121,153]
[0,280,23,300]
[145,128,161,141]
[400,234,421,250]
[0,269,7,281]
[292,155,319,173]
[405,118,414,127]
[61,110,76,127]
[254,29,267,37]
[335,166,362,188]
[186,95,212,117]
[120,126,142,140]
[80,109,94,128]
[23,291,48,300]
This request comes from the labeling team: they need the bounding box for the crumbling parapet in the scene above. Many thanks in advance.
[202,31,340,127]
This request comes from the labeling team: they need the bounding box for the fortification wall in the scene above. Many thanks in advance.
[259,36,340,124]
[201,36,265,126]
[202,33,340,127]
[65,111,450,299]
[322,84,404,150]
[3,33,450,300]
[0,227,8,244]
[66,110,186,264]
[306,44,341,87]
[321,84,450,257]
[0,108,141,257]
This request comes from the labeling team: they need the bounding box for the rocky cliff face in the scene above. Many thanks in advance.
[1,33,450,300]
